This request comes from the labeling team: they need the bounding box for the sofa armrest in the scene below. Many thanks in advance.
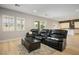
[35,36,42,40]
[47,37,64,42]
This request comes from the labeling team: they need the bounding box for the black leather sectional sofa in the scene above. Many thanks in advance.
[22,29,67,52]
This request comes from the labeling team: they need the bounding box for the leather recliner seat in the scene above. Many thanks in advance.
[35,29,50,41]
[43,29,68,51]
[22,29,68,52]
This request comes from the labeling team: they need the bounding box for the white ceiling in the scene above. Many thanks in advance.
[0,4,79,21]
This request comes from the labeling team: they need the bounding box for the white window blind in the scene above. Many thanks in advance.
[16,17,25,31]
[2,15,25,31]
[2,15,15,31]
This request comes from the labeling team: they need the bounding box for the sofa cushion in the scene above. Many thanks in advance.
[47,37,59,40]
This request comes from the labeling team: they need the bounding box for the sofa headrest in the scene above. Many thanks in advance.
[50,29,67,35]
[31,29,38,32]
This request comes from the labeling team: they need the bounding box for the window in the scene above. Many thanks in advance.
[16,17,25,31]
[34,21,46,31]
[40,21,46,29]
[74,21,79,28]
[2,15,25,31]
[2,15,15,31]
[34,21,39,29]
[60,22,69,29]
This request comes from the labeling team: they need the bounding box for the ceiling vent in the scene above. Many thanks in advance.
[15,4,21,7]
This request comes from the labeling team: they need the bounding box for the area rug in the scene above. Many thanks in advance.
[0,39,57,55]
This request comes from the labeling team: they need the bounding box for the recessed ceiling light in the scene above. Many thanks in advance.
[75,9,79,12]
[33,10,37,13]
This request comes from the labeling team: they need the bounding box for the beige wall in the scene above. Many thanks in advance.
[74,29,79,34]
[0,7,59,40]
